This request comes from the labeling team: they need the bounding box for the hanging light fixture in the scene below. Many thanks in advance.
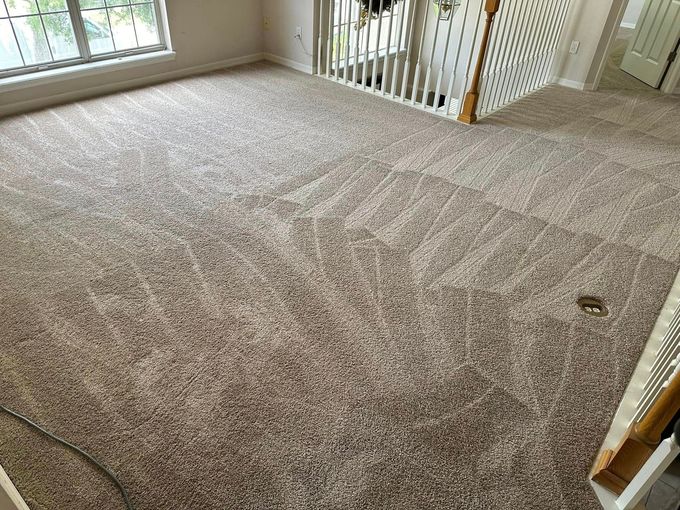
[354,0,404,30]
[433,0,462,21]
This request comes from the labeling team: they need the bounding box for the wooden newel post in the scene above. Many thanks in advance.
[457,0,501,124]
[592,371,680,494]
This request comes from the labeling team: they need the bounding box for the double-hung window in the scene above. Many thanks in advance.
[0,0,166,78]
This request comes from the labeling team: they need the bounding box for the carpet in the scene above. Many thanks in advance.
[1,62,680,510]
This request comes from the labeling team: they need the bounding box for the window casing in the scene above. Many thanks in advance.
[0,0,166,78]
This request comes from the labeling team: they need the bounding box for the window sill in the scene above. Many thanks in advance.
[0,50,176,94]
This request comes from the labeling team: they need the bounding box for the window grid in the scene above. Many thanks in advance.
[2,1,27,67]
[0,0,165,78]
[35,2,57,63]
[76,1,165,59]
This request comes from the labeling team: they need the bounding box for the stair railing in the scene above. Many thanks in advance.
[592,368,680,495]
[316,0,573,122]
[615,420,680,510]
[317,0,476,118]
[591,292,680,498]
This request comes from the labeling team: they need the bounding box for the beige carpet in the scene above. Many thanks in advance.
[1,62,680,510]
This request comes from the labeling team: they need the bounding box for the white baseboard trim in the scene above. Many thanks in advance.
[0,52,265,118]
[619,21,636,29]
[263,53,314,74]
[550,76,596,91]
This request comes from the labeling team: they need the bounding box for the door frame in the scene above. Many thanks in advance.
[590,0,680,93]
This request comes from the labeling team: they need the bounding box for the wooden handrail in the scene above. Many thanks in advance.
[635,372,680,444]
[592,370,680,495]
[457,0,500,124]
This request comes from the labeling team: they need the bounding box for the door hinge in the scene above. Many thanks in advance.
[669,50,678,63]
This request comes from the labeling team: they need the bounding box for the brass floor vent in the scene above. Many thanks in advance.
[577,296,609,317]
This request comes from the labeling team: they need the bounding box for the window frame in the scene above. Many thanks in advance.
[0,0,167,79]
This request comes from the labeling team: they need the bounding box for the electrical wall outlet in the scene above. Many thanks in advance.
[295,26,302,38]
[263,17,271,31]
[569,40,580,54]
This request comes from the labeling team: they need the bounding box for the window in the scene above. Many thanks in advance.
[332,0,410,64]
[0,0,165,78]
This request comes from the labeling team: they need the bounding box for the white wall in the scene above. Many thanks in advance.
[621,0,645,28]
[1,0,264,114]
[262,0,317,73]
[551,0,626,88]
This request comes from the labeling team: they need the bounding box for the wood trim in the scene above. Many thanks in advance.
[457,0,501,124]
[635,370,680,445]
[592,370,680,495]
[0,465,30,510]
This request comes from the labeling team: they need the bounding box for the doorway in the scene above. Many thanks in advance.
[593,0,680,94]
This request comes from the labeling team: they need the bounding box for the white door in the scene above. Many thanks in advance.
[620,0,680,88]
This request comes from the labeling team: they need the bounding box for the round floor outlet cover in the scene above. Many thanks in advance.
[577,296,609,317]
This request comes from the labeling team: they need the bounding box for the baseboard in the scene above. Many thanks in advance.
[549,77,595,91]
[619,21,636,29]
[0,52,265,118]
[263,53,314,75]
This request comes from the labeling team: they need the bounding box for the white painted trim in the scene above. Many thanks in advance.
[0,52,265,118]
[589,0,630,93]
[0,51,177,94]
[661,53,680,94]
[549,76,595,90]
[619,21,636,29]
[263,53,314,74]
[0,465,30,510]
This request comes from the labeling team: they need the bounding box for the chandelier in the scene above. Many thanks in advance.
[433,0,462,21]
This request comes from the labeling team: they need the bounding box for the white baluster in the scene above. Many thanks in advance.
[498,0,534,107]
[372,0,386,92]
[433,1,457,112]
[352,1,361,86]
[634,360,680,423]
[362,0,375,89]
[539,0,571,85]
[400,0,419,101]
[422,0,443,109]
[390,0,406,97]
[335,0,344,80]
[517,0,549,97]
[457,0,484,114]
[381,0,396,95]
[478,0,507,115]
[493,2,526,108]
[526,0,558,92]
[504,0,541,105]
[318,0,325,75]
[411,0,432,105]
[344,0,353,83]
[644,322,680,393]
[326,0,334,77]
[485,0,520,113]
[445,0,471,115]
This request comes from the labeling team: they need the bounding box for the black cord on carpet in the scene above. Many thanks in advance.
[0,404,134,510]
